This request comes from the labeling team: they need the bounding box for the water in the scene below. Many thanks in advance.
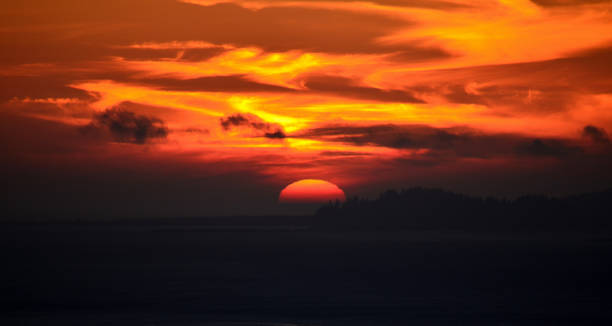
[2,222,611,325]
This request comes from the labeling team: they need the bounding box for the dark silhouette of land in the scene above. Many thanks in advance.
[315,187,612,232]
[2,187,612,325]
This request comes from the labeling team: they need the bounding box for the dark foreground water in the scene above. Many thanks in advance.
[2,221,612,325]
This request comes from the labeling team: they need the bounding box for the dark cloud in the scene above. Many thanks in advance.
[83,106,169,144]
[0,33,226,66]
[0,75,96,103]
[299,124,583,158]
[0,0,423,66]
[107,46,227,62]
[319,151,373,156]
[404,45,612,113]
[300,124,467,150]
[107,46,229,63]
[220,113,286,139]
[582,125,610,144]
[0,0,451,104]
[301,75,424,103]
[109,48,180,61]
[362,0,469,9]
[440,84,574,113]
[412,82,577,114]
[385,46,455,63]
[428,84,487,105]
[221,114,252,130]
[264,130,287,139]
[139,75,296,93]
[220,0,469,10]
[136,74,426,101]
[182,127,210,134]
[514,139,582,157]
[178,47,228,62]
[530,0,610,6]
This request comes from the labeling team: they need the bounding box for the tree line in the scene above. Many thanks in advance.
[315,187,612,232]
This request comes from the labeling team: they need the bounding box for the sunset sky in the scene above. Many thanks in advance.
[2,0,612,217]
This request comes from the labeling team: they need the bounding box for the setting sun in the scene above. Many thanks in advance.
[279,179,346,204]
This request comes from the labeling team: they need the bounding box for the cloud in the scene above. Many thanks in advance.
[138,75,296,93]
[136,74,427,102]
[514,139,582,157]
[299,124,583,158]
[402,44,612,113]
[103,46,225,62]
[109,48,181,61]
[530,0,610,7]
[0,0,417,67]
[182,127,210,134]
[384,46,455,63]
[177,47,228,62]
[362,0,469,9]
[83,106,169,144]
[582,125,610,144]
[184,0,470,11]
[301,75,423,103]
[220,113,286,139]
[0,75,95,103]
[319,151,372,157]
[263,130,287,139]
[221,114,254,130]
[299,124,468,150]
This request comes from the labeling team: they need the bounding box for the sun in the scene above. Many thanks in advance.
[279,179,346,204]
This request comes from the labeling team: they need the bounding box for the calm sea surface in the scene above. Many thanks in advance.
[2,222,611,325]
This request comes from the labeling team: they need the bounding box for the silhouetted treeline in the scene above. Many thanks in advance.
[315,187,612,232]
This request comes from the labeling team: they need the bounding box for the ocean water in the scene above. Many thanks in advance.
[2,222,611,325]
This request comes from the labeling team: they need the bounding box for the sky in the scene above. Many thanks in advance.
[2,0,612,218]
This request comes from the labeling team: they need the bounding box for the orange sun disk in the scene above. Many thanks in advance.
[279,179,346,204]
